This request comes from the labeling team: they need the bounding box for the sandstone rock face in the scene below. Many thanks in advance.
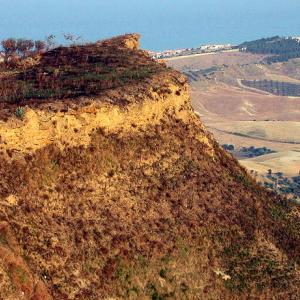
[121,33,141,50]
[97,33,141,50]
[0,34,300,299]
[0,77,206,156]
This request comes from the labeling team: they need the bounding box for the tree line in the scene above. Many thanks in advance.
[239,36,300,63]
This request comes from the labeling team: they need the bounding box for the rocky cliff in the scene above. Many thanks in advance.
[0,34,300,299]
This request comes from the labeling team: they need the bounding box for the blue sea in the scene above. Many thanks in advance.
[0,0,299,51]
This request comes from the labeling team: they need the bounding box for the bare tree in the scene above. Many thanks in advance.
[16,39,34,58]
[1,38,17,56]
[45,35,56,50]
[63,33,81,45]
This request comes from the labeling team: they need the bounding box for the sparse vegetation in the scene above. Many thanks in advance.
[260,171,300,200]
[13,266,29,284]
[235,173,253,187]
[223,144,275,158]
[222,241,295,293]
[0,36,165,104]
[0,232,8,245]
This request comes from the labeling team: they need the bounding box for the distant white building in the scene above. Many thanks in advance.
[150,43,234,59]
[292,36,300,42]
[200,44,232,52]
[151,48,188,59]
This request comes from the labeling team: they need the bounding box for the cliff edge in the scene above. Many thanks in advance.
[0,34,300,299]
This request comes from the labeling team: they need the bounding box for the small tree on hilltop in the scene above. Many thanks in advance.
[45,35,56,50]
[16,39,34,58]
[63,33,81,45]
[1,38,18,60]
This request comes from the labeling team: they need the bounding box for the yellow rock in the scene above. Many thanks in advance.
[4,195,18,207]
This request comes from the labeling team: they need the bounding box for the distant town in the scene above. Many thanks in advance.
[148,36,300,60]
[148,43,237,59]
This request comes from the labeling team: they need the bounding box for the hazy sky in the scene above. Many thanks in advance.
[0,0,300,50]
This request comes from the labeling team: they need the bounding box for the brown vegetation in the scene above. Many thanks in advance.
[1,34,300,299]
[0,34,165,106]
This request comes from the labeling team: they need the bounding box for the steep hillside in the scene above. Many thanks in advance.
[1,34,300,300]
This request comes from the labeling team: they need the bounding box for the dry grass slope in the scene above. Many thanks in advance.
[0,34,300,300]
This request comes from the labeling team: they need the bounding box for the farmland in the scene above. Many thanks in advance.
[167,50,300,199]
[241,79,300,97]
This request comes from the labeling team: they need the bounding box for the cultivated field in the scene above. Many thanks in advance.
[209,121,300,144]
[240,151,300,177]
[191,83,300,121]
[167,52,300,178]
[167,51,266,70]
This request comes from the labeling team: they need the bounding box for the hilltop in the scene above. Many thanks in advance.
[1,34,300,299]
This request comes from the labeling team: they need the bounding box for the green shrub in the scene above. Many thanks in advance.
[15,107,25,120]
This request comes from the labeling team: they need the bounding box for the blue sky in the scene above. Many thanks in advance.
[0,0,300,50]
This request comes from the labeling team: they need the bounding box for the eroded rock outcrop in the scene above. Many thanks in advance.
[97,33,141,50]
